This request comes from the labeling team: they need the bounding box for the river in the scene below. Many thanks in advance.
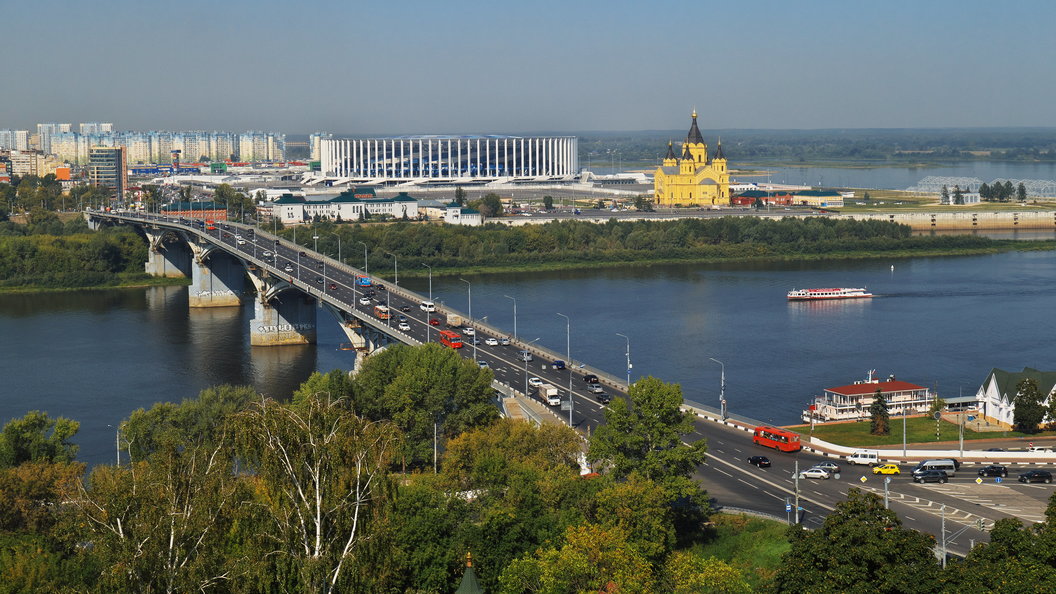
[3,250,1055,465]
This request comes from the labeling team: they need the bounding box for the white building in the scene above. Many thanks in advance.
[267,190,419,225]
[803,371,933,423]
[0,130,29,151]
[322,135,578,182]
[444,204,484,226]
[239,131,285,162]
[36,122,71,153]
[948,367,1056,429]
[79,122,113,135]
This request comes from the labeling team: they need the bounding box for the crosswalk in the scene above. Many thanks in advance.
[858,481,1049,528]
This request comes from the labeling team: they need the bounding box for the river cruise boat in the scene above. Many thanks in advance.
[787,287,873,301]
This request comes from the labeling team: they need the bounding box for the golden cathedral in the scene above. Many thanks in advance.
[653,111,729,206]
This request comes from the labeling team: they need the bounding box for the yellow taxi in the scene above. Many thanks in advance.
[872,464,901,475]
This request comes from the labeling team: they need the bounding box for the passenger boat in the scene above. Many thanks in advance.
[787,287,873,301]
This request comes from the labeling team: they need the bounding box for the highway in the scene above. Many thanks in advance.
[93,210,1054,556]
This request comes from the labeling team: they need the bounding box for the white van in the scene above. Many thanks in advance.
[419,301,436,312]
[847,450,879,466]
[912,459,957,477]
[1028,446,1052,453]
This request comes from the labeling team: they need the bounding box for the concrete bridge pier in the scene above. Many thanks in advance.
[143,229,191,278]
[246,270,317,346]
[187,244,245,308]
[322,303,396,372]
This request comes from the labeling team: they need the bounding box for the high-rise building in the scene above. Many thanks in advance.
[309,132,332,161]
[88,146,127,200]
[79,122,114,135]
[0,130,30,151]
[36,122,72,153]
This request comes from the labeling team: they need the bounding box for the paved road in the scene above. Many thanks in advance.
[95,211,1053,555]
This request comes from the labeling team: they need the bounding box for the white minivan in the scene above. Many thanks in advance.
[419,300,436,312]
[847,450,879,466]
[912,459,957,477]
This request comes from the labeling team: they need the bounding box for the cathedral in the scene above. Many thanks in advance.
[653,111,729,206]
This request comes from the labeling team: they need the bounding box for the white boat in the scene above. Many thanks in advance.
[787,287,873,301]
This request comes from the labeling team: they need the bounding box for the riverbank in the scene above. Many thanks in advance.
[0,275,190,294]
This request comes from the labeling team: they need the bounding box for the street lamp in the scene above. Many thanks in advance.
[385,251,398,286]
[504,295,517,341]
[557,312,572,425]
[709,358,727,420]
[422,263,433,341]
[331,233,342,263]
[356,241,368,275]
[616,332,631,388]
[460,278,474,360]
[312,234,319,253]
[523,337,541,399]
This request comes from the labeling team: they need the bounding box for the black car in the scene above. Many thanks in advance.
[315,277,323,284]
[364,290,376,297]
[1019,470,1053,484]
[978,464,1008,478]
[913,470,948,484]
[595,392,611,405]
[583,373,599,384]
[399,306,412,312]
[747,456,771,468]
[984,447,1006,452]
[299,251,307,257]
[317,261,324,270]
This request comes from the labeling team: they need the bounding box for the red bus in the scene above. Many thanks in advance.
[438,329,463,349]
[752,426,802,452]
[373,305,390,320]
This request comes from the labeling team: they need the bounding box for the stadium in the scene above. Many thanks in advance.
[319,135,578,184]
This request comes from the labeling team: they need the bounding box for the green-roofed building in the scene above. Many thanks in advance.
[454,553,483,594]
[964,367,1056,429]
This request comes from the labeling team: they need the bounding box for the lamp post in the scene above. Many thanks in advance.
[557,312,572,425]
[356,241,368,275]
[709,358,727,420]
[331,233,342,263]
[312,234,319,253]
[523,337,541,399]
[616,332,631,388]
[504,295,517,341]
[385,251,398,286]
[460,278,475,360]
[423,263,433,342]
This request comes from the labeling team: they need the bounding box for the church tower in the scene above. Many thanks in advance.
[663,141,677,167]
[652,110,730,207]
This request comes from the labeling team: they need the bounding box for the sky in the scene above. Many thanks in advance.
[4,0,1056,134]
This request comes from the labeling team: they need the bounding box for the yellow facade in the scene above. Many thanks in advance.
[653,111,730,206]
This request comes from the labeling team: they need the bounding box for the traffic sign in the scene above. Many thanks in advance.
[860,476,867,483]
[995,477,1003,484]
[976,477,983,484]
[885,477,891,484]
[967,415,975,421]
[786,504,792,512]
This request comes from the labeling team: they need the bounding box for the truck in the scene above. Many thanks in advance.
[446,313,464,327]
[538,383,561,406]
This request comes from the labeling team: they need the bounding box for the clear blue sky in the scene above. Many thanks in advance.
[5,0,1055,134]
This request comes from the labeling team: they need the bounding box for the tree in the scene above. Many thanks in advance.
[454,186,467,207]
[0,411,79,469]
[863,191,871,202]
[928,395,947,416]
[1018,182,1028,202]
[661,551,750,594]
[1014,378,1046,434]
[953,185,964,205]
[869,389,890,436]
[940,185,949,204]
[772,488,941,593]
[478,193,503,217]
[634,195,654,212]
[542,195,554,210]
[234,394,401,593]
[979,182,991,201]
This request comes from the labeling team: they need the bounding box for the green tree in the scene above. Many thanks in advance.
[940,185,949,204]
[979,182,991,201]
[772,488,941,593]
[1014,378,1046,434]
[479,192,503,217]
[542,195,554,210]
[634,195,654,211]
[1017,182,1028,202]
[863,191,871,202]
[953,185,964,205]
[870,389,890,436]
[454,186,467,207]
[0,411,79,469]
[661,551,750,594]
[929,395,947,416]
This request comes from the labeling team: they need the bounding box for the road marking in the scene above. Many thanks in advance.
[712,467,733,478]
[906,515,917,521]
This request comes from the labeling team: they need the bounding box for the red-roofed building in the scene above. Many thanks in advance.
[803,370,934,423]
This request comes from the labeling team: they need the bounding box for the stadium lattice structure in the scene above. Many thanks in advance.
[907,176,1056,198]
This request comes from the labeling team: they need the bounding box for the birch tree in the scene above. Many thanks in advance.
[234,394,401,594]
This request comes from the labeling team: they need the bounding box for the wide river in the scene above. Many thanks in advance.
[3,250,1055,465]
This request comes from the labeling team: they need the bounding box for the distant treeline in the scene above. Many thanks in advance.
[578,128,1056,165]
[0,210,149,289]
[294,216,1005,274]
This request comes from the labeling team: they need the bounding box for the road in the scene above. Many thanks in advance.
[99,211,1054,556]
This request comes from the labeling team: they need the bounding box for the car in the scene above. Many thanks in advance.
[429,318,441,326]
[315,277,323,284]
[477,360,489,369]
[359,297,371,306]
[420,301,436,312]
[284,264,294,272]
[499,337,511,346]
[583,373,599,384]
[329,283,337,290]
[237,239,246,245]
[528,377,543,388]
[798,468,830,480]
[316,261,324,270]
[1019,470,1053,484]
[872,464,901,475]
[813,462,842,474]
[397,315,407,322]
[206,225,216,230]
[595,392,611,405]
[519,350,533,362]
[587,383,604,394]
[262,250,273,258]
[978,464,1008,478]
[984,447,1006,452]
[364,289,376,297]
[374,284,385,291]
[398,322,410,331]
[463,327,475,336]
[914,470,949,484]
[747,456,771,468]
[484,337,499,346]
[399,306,411,312]
[552,360,566,370]
[299,251,307,257]
[470,338,481,345]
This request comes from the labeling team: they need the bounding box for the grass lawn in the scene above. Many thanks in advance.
[692,513,790,591]
[785,417,1056,448]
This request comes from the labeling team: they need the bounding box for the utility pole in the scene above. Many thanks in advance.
[884,477,890,509]
[793,460,800,525]
[941,504,947,569]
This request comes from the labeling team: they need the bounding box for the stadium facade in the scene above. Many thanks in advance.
[321,135,578,181]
